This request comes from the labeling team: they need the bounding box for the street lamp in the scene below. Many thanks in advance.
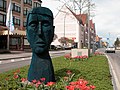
[87,0,91,57]
[63,13,67,47]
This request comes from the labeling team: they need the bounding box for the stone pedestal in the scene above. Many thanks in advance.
[71,49,91,58]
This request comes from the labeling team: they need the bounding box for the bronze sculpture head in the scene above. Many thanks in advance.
[26,7,54,54]
[26,7,55,83]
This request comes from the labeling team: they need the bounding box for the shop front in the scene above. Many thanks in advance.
[0,30,30,51]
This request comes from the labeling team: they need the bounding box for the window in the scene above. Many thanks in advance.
[23,8,28,15]
[0,14,6,26]
[13,3,21,13]
[0,0,6,12]
[0,14,3,22]
[34,2,41,8]
[23,22,26,27]
[24,0,27,3]
[24,0,32,6]
[13,17,20,26]
[10,38,17,45]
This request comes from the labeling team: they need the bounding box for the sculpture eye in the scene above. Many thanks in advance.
[30,23,36,27]
[29,21,38,27]
[42,21,50,27]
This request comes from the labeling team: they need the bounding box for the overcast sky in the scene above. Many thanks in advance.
[42,0,120,45]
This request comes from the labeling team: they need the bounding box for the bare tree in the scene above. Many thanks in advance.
[54,0,95,15]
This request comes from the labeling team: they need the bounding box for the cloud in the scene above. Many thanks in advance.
[42,0,63,16]
[94,0,120,33]
[93,0,120,44]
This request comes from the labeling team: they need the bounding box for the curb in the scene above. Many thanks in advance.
[0,56,31,61]
[105,54,120,90]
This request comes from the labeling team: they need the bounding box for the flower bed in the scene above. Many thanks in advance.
[0,69,95,90]
[0,55,113,90]
[64,51,104,61]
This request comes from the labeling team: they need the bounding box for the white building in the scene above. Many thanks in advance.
[53,5,88,48]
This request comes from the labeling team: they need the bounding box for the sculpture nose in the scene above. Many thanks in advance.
[38,21,41,35]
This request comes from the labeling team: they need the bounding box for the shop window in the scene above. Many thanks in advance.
[10,38,17,45]
[24,38,30,45]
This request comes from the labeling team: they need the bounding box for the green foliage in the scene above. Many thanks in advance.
[0,56,113,90]
[58,37,74,45]
[114,37,120,46]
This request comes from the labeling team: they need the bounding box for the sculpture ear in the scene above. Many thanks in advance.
[53,26,55,29]
[53,26,55,32]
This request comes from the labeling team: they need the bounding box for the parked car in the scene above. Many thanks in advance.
[105,47,115,53]
[50,45,57,50]
[50,45,64,50]
[55,45,64,50]
[64,46,72,50]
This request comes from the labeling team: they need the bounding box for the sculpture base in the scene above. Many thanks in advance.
[71,49,92,58]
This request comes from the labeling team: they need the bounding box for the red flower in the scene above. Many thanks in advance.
[66,70,72,75]
[37,81,42,85]
[14,74,19,79]
[64,53,71,59]
[64,76,69,81]
[5,78,9,80]
[21,78,27,82]
[32,79,37,83]
[35,83,39,88]
[16,69,20,73]
[66,85,75,90]
[70,81,77,85]
[13,72,17,75]
[90,85,96,90]
[35,81,42,88]
[82,55,88,59]
[46,82,55,86]
[40,78,46,81]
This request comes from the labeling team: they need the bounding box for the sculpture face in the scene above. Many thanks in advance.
[26,7,54,54]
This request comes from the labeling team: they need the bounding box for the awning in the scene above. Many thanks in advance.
[0,29,26,36]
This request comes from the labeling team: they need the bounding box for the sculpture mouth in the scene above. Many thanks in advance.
[35,42,46,47]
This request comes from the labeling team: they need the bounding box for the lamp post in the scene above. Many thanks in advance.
[109,32,110,47]
[88,0,91,57]
[63,12,67,48]
[78,22,82,49]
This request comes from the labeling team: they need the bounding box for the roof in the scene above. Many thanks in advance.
[66,6,88,25]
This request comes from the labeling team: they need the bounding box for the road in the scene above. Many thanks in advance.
[0,50,71,73]
[99,48,120,90]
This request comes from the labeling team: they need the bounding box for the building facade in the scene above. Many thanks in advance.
[53,5,96,49]
[0,0,42,51]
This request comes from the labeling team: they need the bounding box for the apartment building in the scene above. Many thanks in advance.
[0,0,42,50]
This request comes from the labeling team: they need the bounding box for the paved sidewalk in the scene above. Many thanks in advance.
[0,51,32,60]
[0,50,67,60]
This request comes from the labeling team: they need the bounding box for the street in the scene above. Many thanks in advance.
[99,48,120,90]
[0,50,71,73]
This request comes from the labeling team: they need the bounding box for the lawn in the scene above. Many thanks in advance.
[0,55,113,90]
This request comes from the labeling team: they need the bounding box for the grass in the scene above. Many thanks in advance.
[0,55,113,90]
